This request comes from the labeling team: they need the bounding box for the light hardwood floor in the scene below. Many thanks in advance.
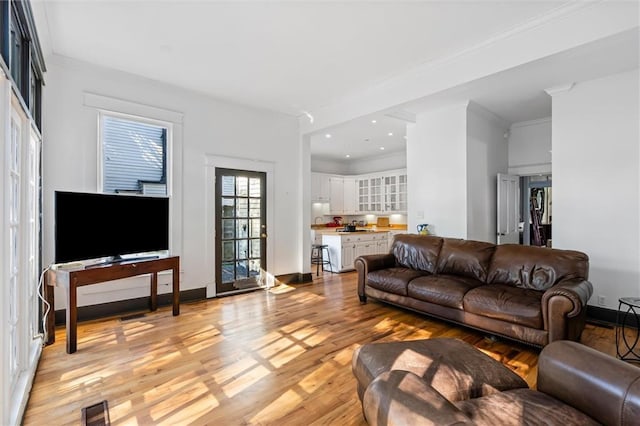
[23,270,617,425]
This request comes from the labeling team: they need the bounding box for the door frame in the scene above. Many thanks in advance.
[205,155,275,297]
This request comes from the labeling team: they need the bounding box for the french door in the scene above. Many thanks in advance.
[215,168,267,295]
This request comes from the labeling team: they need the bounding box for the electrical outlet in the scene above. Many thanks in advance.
[598,295,606,306]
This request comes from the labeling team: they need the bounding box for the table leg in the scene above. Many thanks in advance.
[172,261,180,316]
[67,285,77,354]
[150,272,158,311]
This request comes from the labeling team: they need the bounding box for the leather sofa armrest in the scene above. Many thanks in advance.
[542,278,593,317]
[354,254,395,303]
[538,341,640,425]
[363,370,473,426]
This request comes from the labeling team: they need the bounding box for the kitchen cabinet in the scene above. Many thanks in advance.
[383,173,408,212]
[311,172,331,202]
[314,169,406,215]
[329,177,344,214]
[322,232,389,272]
[343,177,357,214]
[328,176,357,215]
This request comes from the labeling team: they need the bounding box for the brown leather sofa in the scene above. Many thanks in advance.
[360,340,640,425]
[355,234,593,347]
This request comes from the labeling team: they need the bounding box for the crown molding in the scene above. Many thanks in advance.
[544,83,576,96]
[510,117,552,130]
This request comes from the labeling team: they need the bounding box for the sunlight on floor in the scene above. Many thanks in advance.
[249,389,303,424]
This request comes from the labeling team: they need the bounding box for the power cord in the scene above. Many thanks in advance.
[34,265,52,345]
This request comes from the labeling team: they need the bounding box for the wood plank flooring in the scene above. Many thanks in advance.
[23,270,618,425]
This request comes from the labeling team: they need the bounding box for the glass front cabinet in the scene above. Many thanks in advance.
[356,170,407,214]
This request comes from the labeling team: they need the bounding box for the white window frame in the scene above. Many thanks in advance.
[97,110,173,197]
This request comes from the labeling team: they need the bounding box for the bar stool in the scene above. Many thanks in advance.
[311,244,333,276]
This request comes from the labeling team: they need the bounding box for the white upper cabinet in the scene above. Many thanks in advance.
[311,172,331,201]
[313,169,407,215]
[356,169,407,214]
[342,177,357,215]
[329,176,344,214]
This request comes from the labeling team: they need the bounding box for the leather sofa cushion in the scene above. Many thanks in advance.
[436,238,495,282]
[391,234,443,273]
[463,284,543,329]
[408,275,484,309]
[487,244,589,291]
[454,388,599,426]
[367,267,426,296]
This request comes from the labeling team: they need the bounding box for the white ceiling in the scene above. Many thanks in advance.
[33,1,638,161]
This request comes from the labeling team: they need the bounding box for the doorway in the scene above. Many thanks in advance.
[215,168,267,295]
[521,175,552,247]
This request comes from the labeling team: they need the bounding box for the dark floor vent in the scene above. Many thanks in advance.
[120,312,146,322]
[81,400,110,426]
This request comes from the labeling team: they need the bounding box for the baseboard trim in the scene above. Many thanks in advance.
[586,305,619,328]
[54,288,206,326]
[276,272,313,284]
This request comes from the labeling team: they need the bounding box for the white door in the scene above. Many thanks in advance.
[497,173,520,244]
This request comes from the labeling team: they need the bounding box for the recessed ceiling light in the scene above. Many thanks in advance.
[388,132,393,136]
[371,120,377,124]
[325,133,332,138]
[380,147,385,150]
[345,154,351,158]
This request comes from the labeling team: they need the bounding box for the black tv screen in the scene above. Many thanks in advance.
[55,191,170,264]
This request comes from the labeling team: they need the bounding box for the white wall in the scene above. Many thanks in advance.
[508,118,552,175]
[466,103,509,243]
[551,69,639,309]
[43,56,301,308]
[346,150,407,175]
[408,104,468,238]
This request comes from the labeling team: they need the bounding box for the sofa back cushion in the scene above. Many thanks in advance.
[487,244,589,291]
[392,234,443,273]
[436,238,496,282]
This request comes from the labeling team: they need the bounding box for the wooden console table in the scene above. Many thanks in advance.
[45,256,180,354]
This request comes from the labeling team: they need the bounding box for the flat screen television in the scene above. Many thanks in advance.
[54,191,170,264]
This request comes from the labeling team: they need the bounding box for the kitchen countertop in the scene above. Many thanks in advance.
[311,225,407,235]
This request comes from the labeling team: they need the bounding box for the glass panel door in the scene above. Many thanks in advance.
[215,168,266,294]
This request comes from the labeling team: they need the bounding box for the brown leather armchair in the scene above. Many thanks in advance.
[362,341,640,425]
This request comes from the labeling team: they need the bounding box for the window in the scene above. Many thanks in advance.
[8,7,24,92]
[1,0,45,131]
[100,114,169,195]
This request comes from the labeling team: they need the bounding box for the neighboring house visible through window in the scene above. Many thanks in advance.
[100,114,169,196]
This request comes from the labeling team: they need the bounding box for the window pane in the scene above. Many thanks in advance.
[222,219,235,239]
[249,219,261,238]
[236,219,248,238]
[236,177,248,197]
[102,116,166,194]
[250,239,261,258]
[249,259,261,277]
[236,240,248,260]
[249,199,261,218]
[9,13,23,91]
[236,198,248,218]
[221,198,234,218]
[236,260,248,278]
[222,176,235,196]
[249,178,261,197]
[222,241,235,261]
[222,262,235,283]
